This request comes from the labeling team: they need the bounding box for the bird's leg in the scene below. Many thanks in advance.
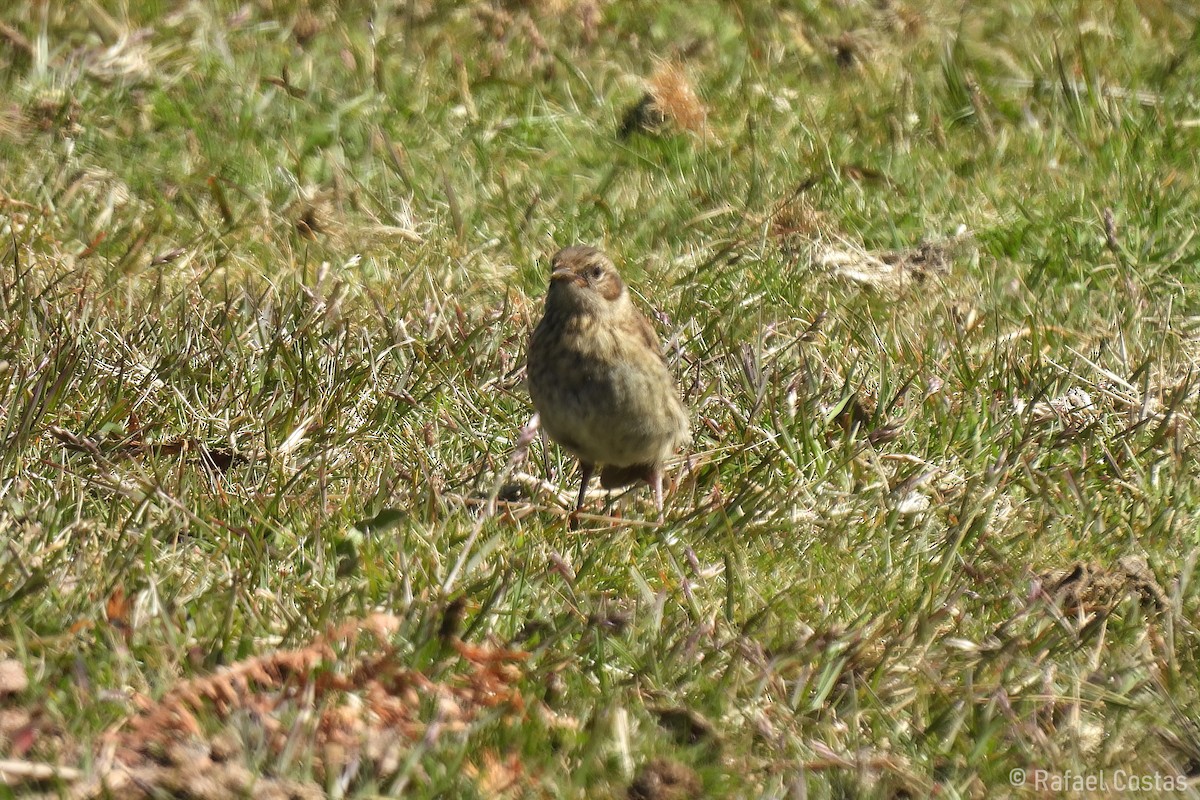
[652,468,664,521]
[570,461,594,530]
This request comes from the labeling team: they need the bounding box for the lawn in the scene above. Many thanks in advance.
[1,1,1198,797]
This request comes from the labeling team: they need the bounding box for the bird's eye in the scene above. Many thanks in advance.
[590,266,603,280]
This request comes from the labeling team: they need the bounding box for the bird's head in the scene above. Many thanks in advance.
[545,245,627,313]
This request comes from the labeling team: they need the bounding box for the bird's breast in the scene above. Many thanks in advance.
[528,309,688,466]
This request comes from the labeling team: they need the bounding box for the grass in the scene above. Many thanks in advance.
[1,0,1199,797]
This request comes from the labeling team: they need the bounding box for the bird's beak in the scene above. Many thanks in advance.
[550,268,585,286]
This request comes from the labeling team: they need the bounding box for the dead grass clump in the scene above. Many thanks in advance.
[620,62,708,139]
[23,93,83,137]
[291,9,324,47]
[72,614,531,798]
[828,30,876,69]
[627,757,701,800]
[1040,555,1170,621]
[770,198,826,240]
[814,231,967,289]
[875,1,925,38]
[463,749,525,797]
[80,740,324,800]
[647,62,707,133]
[472,0,605,76]
[1013,387,1098,431]
[1013,371,1197,440]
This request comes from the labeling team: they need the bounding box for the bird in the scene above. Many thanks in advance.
[527,245,690,524]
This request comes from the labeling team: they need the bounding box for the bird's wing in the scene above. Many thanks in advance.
[631,309,667,362]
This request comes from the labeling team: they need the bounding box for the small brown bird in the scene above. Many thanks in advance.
[528,245,690,522]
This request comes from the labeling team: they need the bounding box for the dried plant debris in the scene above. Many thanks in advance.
[22,92,83,136]
[649,705,719,746]
[770,197,826,240]
[874,1,925,37]
[1013,387,1097,431]
[78,742,324,800]
[828,30,878,69]
[463,749,525,797]
[290,9,324,46]
[48,425,244,473]
[472,0,604,75]
[63,614,531,798]
[619,61,707,139]
[825,387,905,447]
[627,758,701,800]
[0,659,28,696]
[813,231,969,289]
[800,740,927,796]
[1014,374,1197,438]
[619,93,669,139]
[1041,556,1170,620]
